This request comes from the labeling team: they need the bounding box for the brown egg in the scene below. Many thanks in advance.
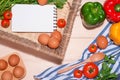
[13,66,25,78]
[1,71,13,80]
[96,35,108,49]
[38,33,50,46]
[0,59,8,70]
[8,54,20,67]
[48,37,60,49]
[51,30,62,42]
[38,0,48,5]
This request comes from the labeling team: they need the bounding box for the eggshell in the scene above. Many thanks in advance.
[96,35,108,49]
[8,54,20,67]
[1,71,13,80]
[0,53,26,80]
[51,30,62,42]
[38,33,50,46]
[13,66,25,79]
[48,37,60,49]
[0,59,8,71]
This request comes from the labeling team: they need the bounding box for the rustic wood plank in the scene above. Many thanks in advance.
[0,0,81,63]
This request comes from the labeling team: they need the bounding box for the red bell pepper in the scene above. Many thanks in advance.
[104,0,120,23]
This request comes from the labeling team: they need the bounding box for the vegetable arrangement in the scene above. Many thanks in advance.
[80,0,120,49]
[0,0,119,79]
[73,35,118,79]
[0,0,67,20]
[73,62,99,79]
[88,35,108,54]
[0,0,67,48]
[1,11,12,28]
[0,0,38,19]
[80,0,120,28]
[74,55,117,79]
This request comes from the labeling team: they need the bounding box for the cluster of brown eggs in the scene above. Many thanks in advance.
[0,53,26,80]
[38,30,62,49]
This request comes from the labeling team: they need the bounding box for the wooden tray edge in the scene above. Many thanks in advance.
[0,0,81,63]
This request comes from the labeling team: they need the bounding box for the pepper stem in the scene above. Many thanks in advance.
[115,4,120,12]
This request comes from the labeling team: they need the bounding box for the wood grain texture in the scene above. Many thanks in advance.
[0,0,81,63]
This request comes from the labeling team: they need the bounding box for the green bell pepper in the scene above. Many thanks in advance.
[81,2,106,28]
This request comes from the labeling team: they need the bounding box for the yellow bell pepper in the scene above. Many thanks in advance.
[109,22,120,45]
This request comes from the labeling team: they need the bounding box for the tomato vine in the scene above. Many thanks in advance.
[0,0,67,19]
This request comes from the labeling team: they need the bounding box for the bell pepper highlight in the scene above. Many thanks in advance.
[104,0,120,23]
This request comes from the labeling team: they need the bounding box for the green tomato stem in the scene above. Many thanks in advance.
[115,4,120,12]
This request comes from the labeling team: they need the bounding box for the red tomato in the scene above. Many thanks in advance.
[57,19,66,28]
[1,19,10,28]
[3,10,12,20]
[37,0,48,5]
[88,44,97,53]
[83,62,99,79]
[73,69,83,78]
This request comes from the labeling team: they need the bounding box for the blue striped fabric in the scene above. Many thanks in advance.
[34,22,120,80]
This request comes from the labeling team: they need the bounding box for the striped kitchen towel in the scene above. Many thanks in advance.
[34,22,120,80]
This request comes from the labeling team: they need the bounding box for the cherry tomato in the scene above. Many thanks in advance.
[3,10,12,20]
[83,62,99,79]
[1,19,10,28]
[73,69,83,78]
[88,44,97,53]
[37,0,48,5]
[57,19,66,28]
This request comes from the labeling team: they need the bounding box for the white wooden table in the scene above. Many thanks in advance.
[0,14,108,80]
[0,0,108,79]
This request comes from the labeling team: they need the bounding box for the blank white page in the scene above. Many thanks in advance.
[12,4,57,32]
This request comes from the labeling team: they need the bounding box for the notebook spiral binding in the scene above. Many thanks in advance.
[53,6,57,31]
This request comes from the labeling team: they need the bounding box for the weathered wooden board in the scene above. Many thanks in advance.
[0,0,81,63]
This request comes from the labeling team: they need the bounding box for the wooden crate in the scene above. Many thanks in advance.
[0,0,81,63]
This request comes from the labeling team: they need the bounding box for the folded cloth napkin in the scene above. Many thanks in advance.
[34,22,120,80]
